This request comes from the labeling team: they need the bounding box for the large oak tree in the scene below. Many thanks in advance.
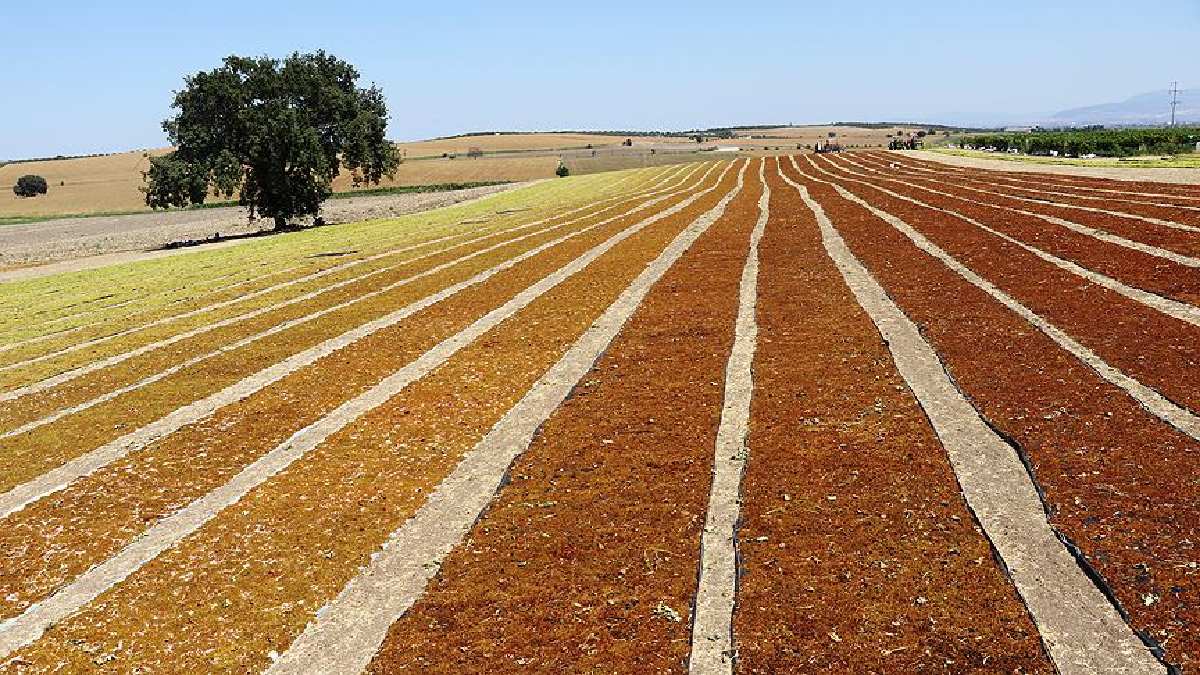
[144,51,400,228]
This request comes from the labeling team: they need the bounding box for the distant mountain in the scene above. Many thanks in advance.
[910,88,1199,130]
[1045,88,1198,127]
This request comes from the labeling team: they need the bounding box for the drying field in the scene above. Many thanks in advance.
[0,150,553,220]
[0,150,167,219]
[0,151,1197,674]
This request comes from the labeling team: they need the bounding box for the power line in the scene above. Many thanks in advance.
[1169,81,1180,127]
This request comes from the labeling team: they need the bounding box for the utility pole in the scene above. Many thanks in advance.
[1169,81,1180,127]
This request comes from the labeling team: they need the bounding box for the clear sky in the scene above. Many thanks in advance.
[2,0,1197,159]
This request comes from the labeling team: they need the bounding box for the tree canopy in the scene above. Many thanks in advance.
[13,174,48,198]
[962,127,1200,157]
[143,51,400,228]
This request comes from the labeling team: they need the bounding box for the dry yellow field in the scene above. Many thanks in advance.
[396,132,690,158]
[0,134,690,219]
[0,127,927,219]
[733,124,933,148]
[1,149,169,218]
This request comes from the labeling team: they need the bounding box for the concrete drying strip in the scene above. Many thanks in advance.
[264,162,750,675]
[0,160,741,660]
[688,159,769,674]
[779,162,1164,674]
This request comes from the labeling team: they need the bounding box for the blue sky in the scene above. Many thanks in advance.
[1,0,1197,158]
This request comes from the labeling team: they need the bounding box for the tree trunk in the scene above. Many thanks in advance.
[274,215,287,230]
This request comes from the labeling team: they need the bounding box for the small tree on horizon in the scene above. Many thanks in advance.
[143,51,400,229]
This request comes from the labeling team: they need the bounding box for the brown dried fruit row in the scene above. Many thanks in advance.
[874,153,1200,227]
[269,161,751,675]
[879,151,1200,200]
[900,160,1200,210]
[729,159,1052,673]
[851,153,1200,258]
[361,160,760,675]
[802,156,1200,443]
[842,153,1200,267]
[783,162,1161,673]
[779,158,1199,671]
[0,166,679,382]
[0,165,743,673]
[809,154,1200,309]
[0,166,716,496]
[0,164,733,624]
[0,165,701,436]
[795,156,1200,418]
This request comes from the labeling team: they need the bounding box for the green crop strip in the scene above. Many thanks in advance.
[0,166,686,348]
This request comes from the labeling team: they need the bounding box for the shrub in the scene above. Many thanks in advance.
[556,164,569,177]
[13,174,48,197]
